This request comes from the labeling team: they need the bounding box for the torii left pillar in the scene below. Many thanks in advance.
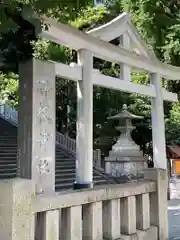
[74,49,93,189]
[17,58,56,194]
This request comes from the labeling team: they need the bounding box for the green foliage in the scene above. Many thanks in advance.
[0,0,91,30]
[0,0,92,72]
[0,72,18,108]
[169,102,180,125]
[166,122,180,145]
[70,6,110,31]
[129,95,152,152]
[165,103,180,144]
[32,39,71,63]
[163,23,180,66]
[120,0,180,58]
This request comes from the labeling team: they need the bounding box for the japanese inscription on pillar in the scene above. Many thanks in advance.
[18,59,55,194]
[35,77,55,193]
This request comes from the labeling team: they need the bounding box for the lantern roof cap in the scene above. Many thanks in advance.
[107,104,144,120]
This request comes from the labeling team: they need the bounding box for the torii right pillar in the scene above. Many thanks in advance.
[150,73,167,169]
[150,72,168,240]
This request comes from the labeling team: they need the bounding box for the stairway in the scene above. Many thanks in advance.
[0,117,114,191]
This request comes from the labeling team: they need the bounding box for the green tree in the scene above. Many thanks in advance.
[0,0,91,30]
[0,72,18,108]
[0,0,92,72]
[166,102,180,144]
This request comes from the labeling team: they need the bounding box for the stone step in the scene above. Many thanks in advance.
[0,159,16,162]
[55,160,75,164]
[55,160,75,165]
[55,174,105,181]
[56,167,75,172]
[0,160,17,163]
[0,142,17,144]
[55,177,75,184]
[0,169,105,180]
[56,174,75,180]
[0,163,16,168]
[0,172,17,178]
[0,149,17,153]
[0,154,70,158]
[0,150,68,155]
[0,159,75,165]
[94,179,110,185]
[0,161,72,165]
[56,156,70,159]
[0,132,16,134]
[0,166,16,172]
[55,182,73,190]
[0,137,17,139]
[55,165,75,170]
[55,179,109,191]
[0,136,17,142]
[56,157,74,160]
[0,144,17,146]
[55,166,75,171]
[55,168,75,174]
[0,152,17,155]
[0,143,17,145]
[0,156,16,159]
[55,173,103,179]
[0,134,17,136]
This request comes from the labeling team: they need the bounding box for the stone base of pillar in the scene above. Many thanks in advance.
[105,157,148,179]
[73,182,93,190]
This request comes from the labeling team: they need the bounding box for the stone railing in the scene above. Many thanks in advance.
[0,104,101,167]
[56,132,76,152]
[0,169,168,240]
[56,132,101,166]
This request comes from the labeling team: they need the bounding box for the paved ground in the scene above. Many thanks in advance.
[168,179,180,239]
[168,199,180,239]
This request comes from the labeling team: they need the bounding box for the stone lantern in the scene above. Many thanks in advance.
[105,104,147,178]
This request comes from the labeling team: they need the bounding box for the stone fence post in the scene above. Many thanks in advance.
[144,168,168,240]
[0,179,35,240]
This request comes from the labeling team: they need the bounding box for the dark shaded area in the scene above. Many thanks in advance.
[0,7,37,73]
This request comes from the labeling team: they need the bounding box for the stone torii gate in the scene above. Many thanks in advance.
[18,12,179,194]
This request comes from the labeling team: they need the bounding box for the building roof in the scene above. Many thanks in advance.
[167,145,180,158]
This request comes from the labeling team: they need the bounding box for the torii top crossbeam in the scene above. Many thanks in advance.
[87,12,157,60]
[41,14,180,81]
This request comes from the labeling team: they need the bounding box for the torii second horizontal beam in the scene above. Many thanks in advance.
[54,62,177,102]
